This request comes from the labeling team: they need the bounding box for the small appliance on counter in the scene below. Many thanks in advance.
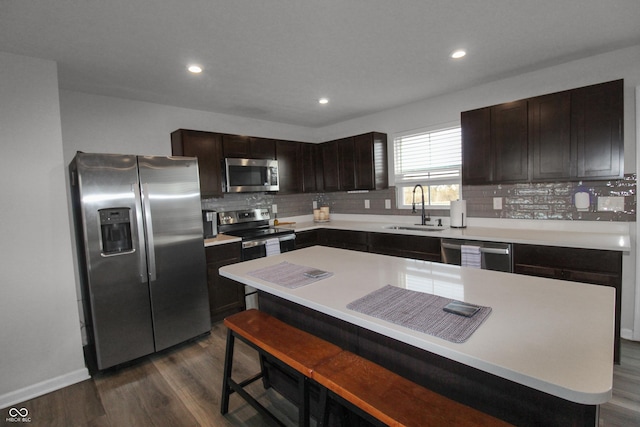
[450,199,467,228]
[203,209,218,238]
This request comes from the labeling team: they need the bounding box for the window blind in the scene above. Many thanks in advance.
[394,127,461,181]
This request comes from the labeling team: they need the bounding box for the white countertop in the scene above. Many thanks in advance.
[220,246,615,405]
[273,214,631,251]
[204,233,241,247]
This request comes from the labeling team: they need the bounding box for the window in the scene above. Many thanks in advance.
[394,124,461,209]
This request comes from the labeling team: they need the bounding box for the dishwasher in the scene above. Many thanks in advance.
[441,238,513,272]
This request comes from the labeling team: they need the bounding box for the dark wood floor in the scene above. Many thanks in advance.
[2,321,639,427]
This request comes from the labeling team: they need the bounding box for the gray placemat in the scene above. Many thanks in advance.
[248,261,333,289]
[346,285,492,343]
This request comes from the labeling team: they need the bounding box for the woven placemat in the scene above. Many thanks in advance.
[346,285,491,343]
[248,261,333,289]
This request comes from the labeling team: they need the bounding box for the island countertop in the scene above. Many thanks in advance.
[219,246,615,405]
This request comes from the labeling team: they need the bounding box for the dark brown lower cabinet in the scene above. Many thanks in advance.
[205,242,244,323]
[368,232,441,262]
[318,229,369,252]
[514,244,622,363]
[294,229,319,249]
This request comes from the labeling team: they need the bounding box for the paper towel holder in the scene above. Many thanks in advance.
[450,199,467,228]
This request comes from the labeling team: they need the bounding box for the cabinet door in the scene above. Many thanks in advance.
[302,143,323,192]
[205,243,243,322]
[529,92,571,181]
[318,229,368,252]
[222,134,276,159]
[368,232,441,262]
[275,140,302,193]
[222,134,251,158]
[321,140,341,192]
[294,230,319,249]
[353,132,388,190]
[492,100,528,182]
[338,137,356,191]
[571,79,623,179]
[461,107,492,185]
[171,129,223,197]
[249,137,277,159]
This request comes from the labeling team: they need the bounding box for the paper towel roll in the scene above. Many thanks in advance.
[450,199,467,228]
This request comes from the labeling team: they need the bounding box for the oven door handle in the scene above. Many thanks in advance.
[241,233,296,249]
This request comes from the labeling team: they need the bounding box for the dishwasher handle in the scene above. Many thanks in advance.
[441,241,510,256]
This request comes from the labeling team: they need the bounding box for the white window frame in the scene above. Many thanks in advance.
[393,122,462,210]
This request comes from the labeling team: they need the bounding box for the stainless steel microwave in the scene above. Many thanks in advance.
[224,158,279,192]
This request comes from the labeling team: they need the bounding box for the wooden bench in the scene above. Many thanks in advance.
[221,309,511,426]
[312,350,512,427]
[220,309,342,427]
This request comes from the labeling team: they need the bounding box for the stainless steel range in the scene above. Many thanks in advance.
[218,208,296,308]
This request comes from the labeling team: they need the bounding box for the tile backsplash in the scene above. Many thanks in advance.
[202,174,636,222]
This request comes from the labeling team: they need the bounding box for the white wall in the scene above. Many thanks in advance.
[60,91,314,165]
[0,52,88,408]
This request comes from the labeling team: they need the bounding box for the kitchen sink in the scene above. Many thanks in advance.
[384,225,446,232]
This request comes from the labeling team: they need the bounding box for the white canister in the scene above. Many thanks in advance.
[450,199,467,228]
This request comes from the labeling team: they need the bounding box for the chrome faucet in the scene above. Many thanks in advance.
[412,184,430,225]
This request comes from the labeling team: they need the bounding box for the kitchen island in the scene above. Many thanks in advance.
[220,246,615,426]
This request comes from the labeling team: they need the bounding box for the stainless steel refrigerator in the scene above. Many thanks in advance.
[69,152,211,370]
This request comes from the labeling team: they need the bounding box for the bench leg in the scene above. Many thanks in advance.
[220,328,235,415]
[298,375,310,427]
[318,385,330,427]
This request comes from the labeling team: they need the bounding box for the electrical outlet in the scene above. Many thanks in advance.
[313,201,318,209]
[597,196,624,212]
[364,199,370,209]
[272,204,277,214]
[493,197,502,210]
[385,199,391,209]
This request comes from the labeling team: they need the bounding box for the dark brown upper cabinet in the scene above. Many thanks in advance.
[461,107,492,184]
[222,134,276,159]
[338,137,356,191]
[171,129,224,197]
[461,79,623,185]
[321,140,341,192]
[322,132,388,191]
[529,92,571,181]
[571,79,624,180]
[492,100,529,182]
[301,143,324,193]
[354,132,388,190]
[275,140,303,194]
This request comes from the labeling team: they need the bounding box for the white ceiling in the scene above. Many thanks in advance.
[1,1,639,128]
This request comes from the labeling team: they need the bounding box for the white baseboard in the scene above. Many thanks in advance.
[621,328,638,341]
[0,368,90,410]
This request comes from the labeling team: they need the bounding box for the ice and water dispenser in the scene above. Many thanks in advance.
[99,208,133,255]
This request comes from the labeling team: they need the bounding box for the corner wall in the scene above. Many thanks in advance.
[0,52,88,409]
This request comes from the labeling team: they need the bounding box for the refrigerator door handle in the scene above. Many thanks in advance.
[141,183,157,282]
[133,183,149,283]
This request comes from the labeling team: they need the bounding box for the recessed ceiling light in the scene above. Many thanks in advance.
[188,65,203,74]
[450,50,466,59]
[318,98,329,105]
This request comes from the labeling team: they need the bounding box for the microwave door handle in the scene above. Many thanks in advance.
[133,183,148,283]
[141,183,157,282]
